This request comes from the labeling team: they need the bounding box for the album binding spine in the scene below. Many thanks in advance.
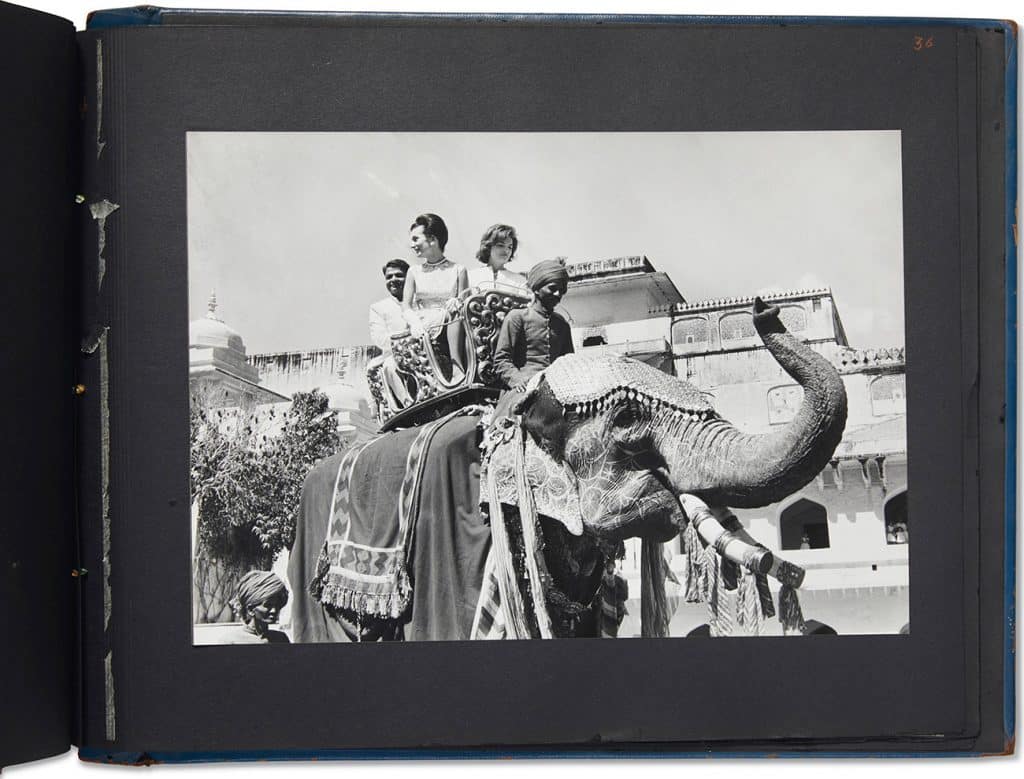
[0,1,79,769]
[75,25,129,755]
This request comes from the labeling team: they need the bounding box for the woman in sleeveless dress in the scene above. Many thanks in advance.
[404,256,465,334]
[403,214,469,380]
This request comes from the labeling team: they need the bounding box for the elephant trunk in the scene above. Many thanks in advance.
[659,298,847,508]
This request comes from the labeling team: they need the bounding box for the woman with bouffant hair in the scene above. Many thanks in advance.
[466,224,527,291]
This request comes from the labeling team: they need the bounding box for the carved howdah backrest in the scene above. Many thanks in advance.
[391,330,444,401]
[464,287,531,385]
[365,357,392,424]
[367,286,530,424]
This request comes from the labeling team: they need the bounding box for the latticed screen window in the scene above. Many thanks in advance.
[778,305,808,332]
[870,374,907,415]
[719,312,755,341]
[672,316,709,346]
[767,384,803,424]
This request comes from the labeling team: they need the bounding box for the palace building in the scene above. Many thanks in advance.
[557,257,908,637]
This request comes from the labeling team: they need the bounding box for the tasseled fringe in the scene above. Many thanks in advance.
[308,531,413,620]
[778,583,807,635]
[485,453,533,639]
[513,428,553,639]
[568,387,714,421]
[755,573,776,619]
[676,522,776,637]
[680,522,705,603]
[312,578,412,620]
[706,548,728,636]
[701,540,719,605]
[470,548,507,640]
[734,568,763,636]
[640,538,671,638]
[721,558,739,591]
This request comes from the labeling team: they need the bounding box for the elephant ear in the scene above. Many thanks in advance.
[522,437,584,536]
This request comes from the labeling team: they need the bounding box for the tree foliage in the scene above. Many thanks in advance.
[190,388,343,571]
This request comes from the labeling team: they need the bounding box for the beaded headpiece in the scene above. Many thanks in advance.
[536,352,716,421]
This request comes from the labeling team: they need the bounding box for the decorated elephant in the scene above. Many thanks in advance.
[288,298,847,641]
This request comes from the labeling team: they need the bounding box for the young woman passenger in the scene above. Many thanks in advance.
[466,224,527,291]
[442,224,529,375]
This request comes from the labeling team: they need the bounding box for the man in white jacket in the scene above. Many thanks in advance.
[368,259,414,409]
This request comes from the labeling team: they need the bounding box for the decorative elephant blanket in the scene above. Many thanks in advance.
[307,409,491,640]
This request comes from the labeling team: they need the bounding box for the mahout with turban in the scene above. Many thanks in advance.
[527,259,569,291]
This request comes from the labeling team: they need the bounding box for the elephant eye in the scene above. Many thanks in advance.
[610,404,653,457]
[611,404,637,428]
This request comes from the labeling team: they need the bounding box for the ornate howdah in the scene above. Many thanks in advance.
[466,289,529,385]
[366,286,530,427]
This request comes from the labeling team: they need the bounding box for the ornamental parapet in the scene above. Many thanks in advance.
[657,287,833,316]
[832,346,905,374]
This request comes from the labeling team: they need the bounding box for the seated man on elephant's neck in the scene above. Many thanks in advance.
[492,259,574,392]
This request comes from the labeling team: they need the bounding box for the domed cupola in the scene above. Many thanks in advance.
[189,291,246,354]
[189,292,281,406]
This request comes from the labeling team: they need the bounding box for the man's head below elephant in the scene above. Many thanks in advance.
[514,298,848,542]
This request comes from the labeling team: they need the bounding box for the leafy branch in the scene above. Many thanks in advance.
[190,388,343,571]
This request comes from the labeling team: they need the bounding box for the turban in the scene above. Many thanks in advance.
[231,570,288,617]
[527,259,569,291]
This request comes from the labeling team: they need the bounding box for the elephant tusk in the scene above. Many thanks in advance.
[678,494,805,589]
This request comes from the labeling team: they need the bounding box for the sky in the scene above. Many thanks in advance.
[187,131,905,354]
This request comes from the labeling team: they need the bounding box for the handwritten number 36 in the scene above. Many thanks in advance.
[913,36,935,51]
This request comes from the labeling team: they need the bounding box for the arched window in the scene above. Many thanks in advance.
[884,491,908,545]
[767,384,804,425]
[719,312,756,341]
[672,316,709,347]
[778,305,808,333]
[870,374,907,416]
[779,498,830,550]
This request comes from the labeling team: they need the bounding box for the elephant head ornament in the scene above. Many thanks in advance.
[512,298,849,544]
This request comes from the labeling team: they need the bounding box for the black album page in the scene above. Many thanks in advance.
[73,15,1013,759]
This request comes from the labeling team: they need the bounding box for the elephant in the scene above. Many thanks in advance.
[288,297,847,641]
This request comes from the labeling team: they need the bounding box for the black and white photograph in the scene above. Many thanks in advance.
[5,0,1017,770]
[187,130,908,645]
